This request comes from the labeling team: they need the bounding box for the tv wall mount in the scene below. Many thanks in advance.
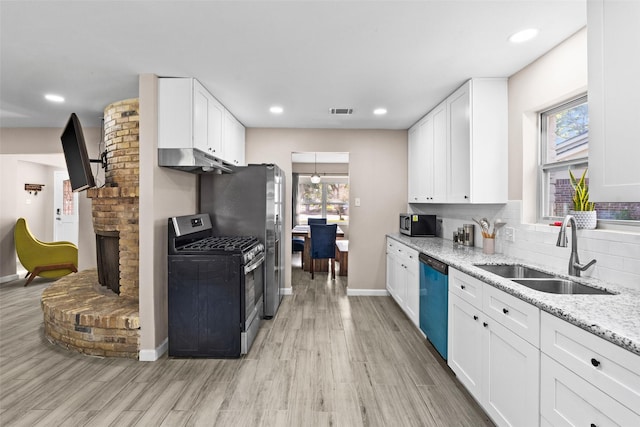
[90,150,108,170]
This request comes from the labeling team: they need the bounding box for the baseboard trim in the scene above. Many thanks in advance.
[138,337,168,361]
[282,287,293,295]
[0,274,19,284]
[346,288,389,297]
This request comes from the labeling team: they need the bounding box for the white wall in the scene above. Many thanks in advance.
[0,128,103,280]
[246,128,407,292]
[138,74,197,359]
[507,27,588,214]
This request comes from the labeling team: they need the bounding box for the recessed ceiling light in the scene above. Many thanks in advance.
[45,94,65,103]
[509,28,539,43]
[374,108,387,115]
[270,106,283,114]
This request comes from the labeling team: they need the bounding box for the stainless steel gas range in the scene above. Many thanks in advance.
[167,213,264,358]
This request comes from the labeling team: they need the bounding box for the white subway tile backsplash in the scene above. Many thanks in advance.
[411,200,640,290]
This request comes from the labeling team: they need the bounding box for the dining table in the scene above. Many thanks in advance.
[292,224,344,273]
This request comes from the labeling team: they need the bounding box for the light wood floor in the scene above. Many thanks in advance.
[0,259,492,427]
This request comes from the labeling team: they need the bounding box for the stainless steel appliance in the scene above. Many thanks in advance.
[167,213,265,358]
[400,214,437,237]
[419,253,449,360]
[200,164,285,319]
[462,224,475,246]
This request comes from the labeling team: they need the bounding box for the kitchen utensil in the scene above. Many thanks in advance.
[472,218,484,230]
[492,219,507,237]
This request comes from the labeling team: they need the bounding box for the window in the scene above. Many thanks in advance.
[296,176,349,224]
[540,95,640,221]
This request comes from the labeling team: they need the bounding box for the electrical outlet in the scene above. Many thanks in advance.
[504,227,515,242]
[355,197,361,207]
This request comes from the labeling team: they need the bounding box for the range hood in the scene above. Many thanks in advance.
[158,148,232,174]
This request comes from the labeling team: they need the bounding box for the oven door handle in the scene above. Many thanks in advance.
[244,253,265,274]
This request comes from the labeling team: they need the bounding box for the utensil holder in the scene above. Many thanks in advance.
[483,237,495,254]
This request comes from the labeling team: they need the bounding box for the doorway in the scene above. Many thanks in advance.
[53,170,79,245]
[290,152,349,279]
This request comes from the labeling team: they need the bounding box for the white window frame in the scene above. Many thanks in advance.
[538,95,639,228]
[539,95,589,222]
[297,175,349,225]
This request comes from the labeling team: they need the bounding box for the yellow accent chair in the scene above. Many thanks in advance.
[14,218,78,286]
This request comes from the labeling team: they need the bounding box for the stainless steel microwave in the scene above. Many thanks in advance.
[400,214,437,237]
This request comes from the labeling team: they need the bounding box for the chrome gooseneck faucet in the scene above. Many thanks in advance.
[556,215,597,277]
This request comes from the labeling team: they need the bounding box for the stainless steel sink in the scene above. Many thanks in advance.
[475,264,554,279]
[511,279,614,295]
[475,263,614,295]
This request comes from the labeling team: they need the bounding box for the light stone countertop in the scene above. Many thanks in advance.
[387,233,640,356]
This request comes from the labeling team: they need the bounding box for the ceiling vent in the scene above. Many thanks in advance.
[329,108,353,115]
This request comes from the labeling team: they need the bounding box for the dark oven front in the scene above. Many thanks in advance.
[243,251,265,330]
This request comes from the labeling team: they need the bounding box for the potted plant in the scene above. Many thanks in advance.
[569,168,597,229]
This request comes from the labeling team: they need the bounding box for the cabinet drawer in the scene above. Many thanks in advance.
[541,311,640,412]
[482,284,540,347]
[449,268,483,309]
[541,354,640,426]
[402,247,419,267]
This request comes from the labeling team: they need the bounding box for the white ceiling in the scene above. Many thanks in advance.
[0,0,586,130]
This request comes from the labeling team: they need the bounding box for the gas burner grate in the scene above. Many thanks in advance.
[179,236,260,252]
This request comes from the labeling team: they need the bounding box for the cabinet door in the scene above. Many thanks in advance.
[193,81,211,154]
[408,124,422,202]
[541,354,640,427]
[419,116,435,201]
[386,248,397,298]
[431,101,448,202]
[448,293,483,400]
[540,311,640,411]
[393,248,406,307]
[588,0,640,201]
[208,95,224,157]
[408,116,432,203]
[223,110,246,166]
[194,80,223,157]
[403,249,419,326]
[482,318,539,427]
[447,82,471,203]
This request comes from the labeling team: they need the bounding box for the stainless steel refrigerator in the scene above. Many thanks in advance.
[199,164,285,318]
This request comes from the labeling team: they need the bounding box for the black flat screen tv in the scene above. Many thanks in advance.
[60,113,96,192]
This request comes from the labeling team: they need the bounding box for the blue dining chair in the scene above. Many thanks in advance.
[310,224,337,279]
[307,218,327,225]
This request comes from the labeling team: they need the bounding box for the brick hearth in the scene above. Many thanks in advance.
[41,269,139,358]
[42,98,141,358]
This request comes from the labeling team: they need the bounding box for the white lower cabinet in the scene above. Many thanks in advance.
[448,293,483,398]
[448,268,539,427]
[385,238,419,327]
[448,268,640,427]
[482,316,539,427]
[540,311,640,426]
[540,354,639,427]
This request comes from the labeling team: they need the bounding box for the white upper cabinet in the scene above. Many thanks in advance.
[407,78,507,204]
[587,0,640,201]
[193,79,224,157]
[223,109,246,167]
[407,102,447,203]
[447,83,471,202]
[158,77,245,166]
[449,78,508,203]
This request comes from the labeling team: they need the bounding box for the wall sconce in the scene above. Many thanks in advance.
[25,183,44,195]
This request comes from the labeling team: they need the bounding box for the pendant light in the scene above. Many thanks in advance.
[311,152,321,184]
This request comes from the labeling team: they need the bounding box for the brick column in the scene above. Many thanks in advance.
[87,98,140,299]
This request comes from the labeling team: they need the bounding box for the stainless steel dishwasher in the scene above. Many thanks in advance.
[419,253,449,360]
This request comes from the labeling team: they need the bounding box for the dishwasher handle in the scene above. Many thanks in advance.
[419,253,448,275]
